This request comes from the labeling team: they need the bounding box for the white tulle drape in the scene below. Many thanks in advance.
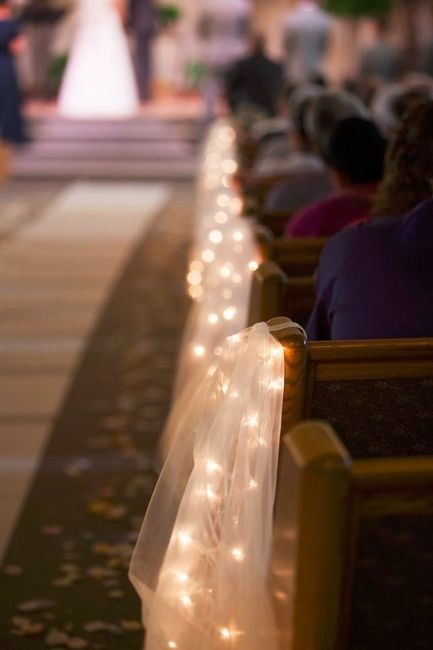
[160,120,261,458]
[130,323,284,650]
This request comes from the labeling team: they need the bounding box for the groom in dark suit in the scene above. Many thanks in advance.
[129,0,156,101]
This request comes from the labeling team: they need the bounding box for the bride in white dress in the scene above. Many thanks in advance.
[58,0,139,118]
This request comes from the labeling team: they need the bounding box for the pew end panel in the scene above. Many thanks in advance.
[273,421,433,650]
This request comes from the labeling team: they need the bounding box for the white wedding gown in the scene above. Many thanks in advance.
[58,0,139,118]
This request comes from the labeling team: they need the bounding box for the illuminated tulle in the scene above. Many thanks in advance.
[130,323,284,650]
[160,120,261,458]
[59,0,139,118]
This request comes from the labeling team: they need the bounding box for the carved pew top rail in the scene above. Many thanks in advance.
[269,318,433,458]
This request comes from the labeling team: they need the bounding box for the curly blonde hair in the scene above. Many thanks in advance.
[374,100,433,217]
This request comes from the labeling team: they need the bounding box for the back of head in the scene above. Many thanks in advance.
[306,90,369,158]
[374,100,433,217]
[288,84,323,150]
[324,117,387,184]
[373,76,433,137]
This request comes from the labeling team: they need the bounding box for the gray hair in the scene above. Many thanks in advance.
[305,90,369,157]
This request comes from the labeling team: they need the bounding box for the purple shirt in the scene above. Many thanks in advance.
[306,198,433,340]
[285,189,375,238]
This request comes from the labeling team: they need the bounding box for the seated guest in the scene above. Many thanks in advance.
[264,90,331,210]
[372,74,433,137]
[285,117,386,237]
[225,35,283,117]
[264,89,368,211]
[307,101,433,341]
[358,16,404,85]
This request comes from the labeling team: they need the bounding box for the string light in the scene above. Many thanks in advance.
[216,194,231,208]
[206,460,222,474]
[168,642,178,649]
[178,532,193,547]
[232,231,244,242]
[215,211,228,224]
[180,593,193,608]
[201,249,215,263]
[209,229,223,244]
[193,345,206,357]
[248,260,259,272]
[189,260,204,273]
[220,627,231,639]
[220,265,232,278]
[208,313,219,325]
[268,379,284,391]
[223,306,237,321]
[231,547,245,562]
[176,571,189,583]
[249,479,258,490]
[187,271,202,286]
[222,159,238,174]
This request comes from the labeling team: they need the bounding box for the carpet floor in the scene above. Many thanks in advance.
[0,185,193,650]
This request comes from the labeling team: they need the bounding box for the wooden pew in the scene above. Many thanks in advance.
[257,210,294,238]
[248,262,315,327]
[270,237,326,277]
[273,420,433,650]
[273,320,433,459]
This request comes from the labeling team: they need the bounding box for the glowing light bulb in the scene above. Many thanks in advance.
[178,532,192,547]
[209,230,223,244]
[248,260,259,272]
[245,413,259,428]
[189,260,204,273]
[223,306,237,321]
[268,379,284,391]
[176,571,189,583]
[208,313,219,325]
[180,593,193,608]
[220,627,232,640]
[249,479,258,490]
[187,271,202,286]
[231,547,245,562]
[222,159,238,174]
[193,345,206,358]
[269,347,282,360]
[202,249,215,263]
[220,266,231,278]
[206,460,221,474]
[189,285,203,300]
[168,642,178,649]
[217,194,230,208]
[206,485,220,503]
[215,211,228,224]
[232,230,244,242]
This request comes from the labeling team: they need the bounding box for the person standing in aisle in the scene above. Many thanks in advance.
[198,0,252,119]
[0,0,26,180]
[129,0,155,101]
[282,0,331,82]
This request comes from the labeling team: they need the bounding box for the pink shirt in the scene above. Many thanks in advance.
[285,188,377,238]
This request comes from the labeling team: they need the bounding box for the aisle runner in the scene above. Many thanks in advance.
[0,187,192,649]
[0,182,170,560]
